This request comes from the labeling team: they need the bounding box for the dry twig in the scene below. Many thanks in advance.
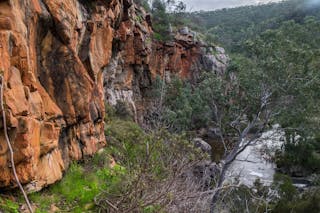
[0,76,33,213]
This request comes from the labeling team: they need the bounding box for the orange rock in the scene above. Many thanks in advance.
[42,0,82,50]
[39,122,59,156]
[0,17,12,30]
[0,0,228,190]
[31,149,64,192]
[89,18,113,80]
[5,67,29,116]
[0,0,109,190]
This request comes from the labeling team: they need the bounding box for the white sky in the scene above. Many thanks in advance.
[183,0,283,11]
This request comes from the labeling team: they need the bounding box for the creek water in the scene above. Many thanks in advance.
[225,125,284,186]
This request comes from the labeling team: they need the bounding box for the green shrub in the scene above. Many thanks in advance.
[98,118,209,212]
[114,101,134,120]
[27,155,126,212]
[273,173,296,201]
[104,103,116,122]
[270,174,320,212]
[0,198,19,213]
[153,32,166,41]
[50,163,99,205]
[148,74,222,132]
[276,138,320,175]
[271,187,320,213]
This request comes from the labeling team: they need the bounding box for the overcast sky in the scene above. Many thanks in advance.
[183,0,283,11]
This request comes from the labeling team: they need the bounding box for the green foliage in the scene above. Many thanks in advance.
[104,103,116,122]
[151,0,172,41]
[209,13,320,174]
[134,0,151,12]
[271,174,320,212]
[239,17,320,174]
[29,192,58,213]
[143,204,163,213]
[105,118,205,174]
[273,174,297,200]
[188,0,320,51]
[276,138,320,174]
[5,111,207,212]
[25,148,125,212]
[150,76,214,132]
[0,198,19,213]
[150,66,262,135]
[114,100,134,120]
[216,175,320,213]
[153,31,167,41]
[50,163,99,205]
[98,117,209,211]
[151,0,187,41]
[184,3,320,209]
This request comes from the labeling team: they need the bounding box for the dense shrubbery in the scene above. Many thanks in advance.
[154,76,211,131]
[150,0,187,41]
[100,117,210,212]
[190,9,320,177]
[0,105,210,212]
[271,174,320,213]
[215,174,320,213]
[181,2,320,211]
[188,0,320,51]
[276,138,320,175]
[147,74,226,132]
[239,17,320,175]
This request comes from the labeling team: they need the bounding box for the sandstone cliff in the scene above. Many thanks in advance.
[0,0,228,191]
[103,2,229,123]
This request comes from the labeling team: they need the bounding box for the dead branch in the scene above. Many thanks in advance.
[210,91,272,213]
[0,76,33,213]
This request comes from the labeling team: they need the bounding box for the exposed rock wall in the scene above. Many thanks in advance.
[0,0,228,190]
[0,0,121,191]
[104,1,229,122]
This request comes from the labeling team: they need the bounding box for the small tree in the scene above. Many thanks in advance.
[151,0,187,41]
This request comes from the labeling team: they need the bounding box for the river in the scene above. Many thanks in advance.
[225,125,284,186]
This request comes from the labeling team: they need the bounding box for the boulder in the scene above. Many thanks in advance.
[179,26,189,35]
[192,138,212,154]
[192,160,220,187]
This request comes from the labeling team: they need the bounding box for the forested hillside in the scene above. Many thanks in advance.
[189,0,320,51]
[186,0,320,170]
[186,0,320,211]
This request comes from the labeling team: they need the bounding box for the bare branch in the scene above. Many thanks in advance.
[0,76,33,213]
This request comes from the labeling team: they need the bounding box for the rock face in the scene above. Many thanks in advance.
[0,0,228,190]
[103,2,229,122]
[0,0,120,191]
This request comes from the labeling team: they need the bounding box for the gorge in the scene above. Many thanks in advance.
[1,0,320,212]
[0,0,227,191]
